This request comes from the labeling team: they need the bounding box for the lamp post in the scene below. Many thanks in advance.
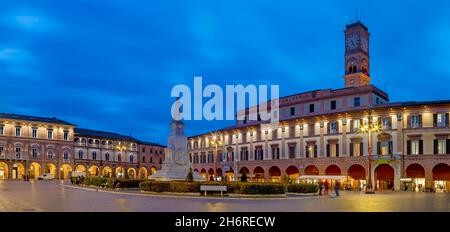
[209,133,223,181]
[358,114,381,194]
[115,142,127,178]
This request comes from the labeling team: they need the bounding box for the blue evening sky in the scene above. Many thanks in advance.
[1,0,449,145]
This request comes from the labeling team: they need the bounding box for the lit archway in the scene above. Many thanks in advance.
[12,163,25,179]
[432,163,450,192]
[89,166,100,176]
[225,168,234,182]
[75,164,87,173]
[127,168,137,179]
[375,164,395,191]
[406,163,425,178]
[60,164,72,179]
[239,167,250,174]
[286,166,300,181]
[268,166,281,182]
[45,163,57,178]
[138,167,148,179]
[150,166,157,175]
[29,162,41,179]
[347,164,366,190]
[325,165,341,176]
[253,166,265,182]
[208,168,215,181]
[0,162,8,179]
[102,166,112,177]
[200,168,207,177]
[115,167,125,178]
[304,165,319,175]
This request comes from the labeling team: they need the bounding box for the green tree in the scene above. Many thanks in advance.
[186,168,194,182]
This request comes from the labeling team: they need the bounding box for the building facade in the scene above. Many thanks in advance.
[0,114,75,180]
[0,114,165,180]
[188,22,450,192]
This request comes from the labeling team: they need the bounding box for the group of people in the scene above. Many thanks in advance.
[318,180,340,197]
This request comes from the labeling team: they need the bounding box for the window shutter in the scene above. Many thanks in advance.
[388,117,392,128]
[314,145,318,158]
[433,114,438,127]
[327,123,330,134]
[434,139,438,154]
[378,117,382,126]
[360,142,364,156]
[446,113,449,127]
[336,144,340,157]
[326,144,330,157]
[419,115,423,128]
[305,146,309,158]
[336,122,340,133]
[419,140,424,155]
[377,142,381,155]
[349,120,353,133]
[407,116,411,128]
[407,140,411,155]
[349,143,354,156]
[447,139,450,154]
[389,141,393,154]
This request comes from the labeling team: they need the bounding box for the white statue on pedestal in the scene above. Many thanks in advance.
[149,98,205,181]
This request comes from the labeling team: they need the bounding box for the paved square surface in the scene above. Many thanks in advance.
[1,180,449,212]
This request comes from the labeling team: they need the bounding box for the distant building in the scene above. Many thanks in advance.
[0,114,165,180]
[188,22,450,192]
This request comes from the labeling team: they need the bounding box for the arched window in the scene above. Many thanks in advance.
[63,151,69,161]
[92,151,97,160]
[118,154,121,162]
[105,153,110,161]
[78,150,84,159]
[130,155,134,163]
[47,150,54,159]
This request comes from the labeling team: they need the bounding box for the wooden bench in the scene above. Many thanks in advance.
[200,185,227,197]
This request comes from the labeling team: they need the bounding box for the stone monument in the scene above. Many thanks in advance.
[149,99,205,181]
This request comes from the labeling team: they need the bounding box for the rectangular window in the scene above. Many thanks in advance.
[15,147,21,159]
[32,148,38,158]
[47,129,53,139]
[289,145,296,159]
[353,119,361,132]
[354,143,361,156]
[290,107,296,116]
[382,117,391,130]
[411,115,421,128]
[411,141,420,155]
[354,97,361,107]
[329,121,338,134]
[0,125,4,135]
[15,127,21,137]
[271,146,280,160]
[32,128,38,138]
[331,100,336,110]
[255,147,264,160]
[63,130,69,141]
[437,113,447,127]
[309,104,315,113]
[0,146,4,158]
[438,140,446,155]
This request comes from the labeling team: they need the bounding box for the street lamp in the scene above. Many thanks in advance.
[115,142,127,178]
[209,132,223,181]
[358,114,382,194]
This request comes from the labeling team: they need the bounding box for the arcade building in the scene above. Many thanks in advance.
[0,114,165,180]
[188,22,450,192]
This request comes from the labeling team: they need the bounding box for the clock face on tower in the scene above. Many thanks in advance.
[346,33,360,51]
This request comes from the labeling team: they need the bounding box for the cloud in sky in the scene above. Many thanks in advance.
[0,0,449,144]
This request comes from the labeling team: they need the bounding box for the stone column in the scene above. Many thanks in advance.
[394,162,401,191]
[425,167,434,189]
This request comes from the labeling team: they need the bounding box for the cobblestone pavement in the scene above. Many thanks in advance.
[1,180,449,212]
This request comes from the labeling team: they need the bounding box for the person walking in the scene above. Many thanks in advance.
[319,181,324,195]
[335,181,341,197]
[324,180,330,196]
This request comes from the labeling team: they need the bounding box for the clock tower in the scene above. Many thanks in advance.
[344,21,370,88]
